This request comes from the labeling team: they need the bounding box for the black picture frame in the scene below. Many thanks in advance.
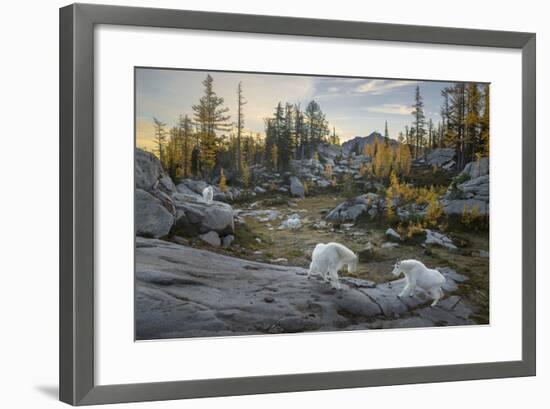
[59,3,536,406]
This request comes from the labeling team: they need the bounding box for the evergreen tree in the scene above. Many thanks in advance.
[271,145,279,170]
[294,104,306,159]
[166,126,179,180]
[178,114,193,177]
[152,117,167,165]
[192,74,231,175]
[465,83,482,161]
[427,118,434,151]
[411,86,426,158]
[278,103,294,170]
[236,81,247,176]
[304,100,329,157]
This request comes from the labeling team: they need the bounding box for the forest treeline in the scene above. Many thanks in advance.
[147,74,489,183]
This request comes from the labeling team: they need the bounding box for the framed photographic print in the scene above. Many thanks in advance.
[60,3,536,406]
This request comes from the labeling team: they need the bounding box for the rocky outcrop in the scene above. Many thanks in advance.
[177,179,208,196]
[135,150,238,241]
[462,157,489,179]
[135,189,175,238]
[289,176,305,198]
[290,158,324,178]
[386,228,401,242]
[135,238,477,340]
[443,157,489,215]
[426,148,456,168]
[135,149,176,194]
[199,231,221,247]
[443,198,488,215]
[173,194,235,237]
[317,143,342,165]
[456,174,489,201]
[424,229,457,250]
[325,193,381,223]
[135,149,165,191]
[135,150,178,238]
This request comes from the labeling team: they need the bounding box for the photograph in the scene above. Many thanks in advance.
[134,68,490,340]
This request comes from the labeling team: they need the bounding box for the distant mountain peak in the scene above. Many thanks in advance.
[341,131,397,156]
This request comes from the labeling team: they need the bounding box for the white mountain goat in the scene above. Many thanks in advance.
[308,243,358,290]
[202,186,214,204]
[390,259,446,306]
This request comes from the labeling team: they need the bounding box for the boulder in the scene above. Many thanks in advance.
[317,143,342,162]
[325,193,379,223]
[386,228,401,242]
[178,179,208,195]
[135,189,175,238]
[443,157,489,215]
[289,176,305,198]
[173,196,235,237]
[424,229,457,250]
[457,174,489,200]
[461,157,489,179]
[222,235,235,249]
[426,148,456,167]
[443,199,488,215]
[280,214,302,230]
[175,183,201,198]
[199,231,221,247]
[157,175,176,194]
[135,149,165,191]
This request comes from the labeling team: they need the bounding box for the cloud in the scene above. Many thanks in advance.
[357,80,417,95]
[364,104,413,115]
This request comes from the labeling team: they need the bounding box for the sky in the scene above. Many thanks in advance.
[136,68,457,151]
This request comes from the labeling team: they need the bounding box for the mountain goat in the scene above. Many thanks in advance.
[308,243,358,290]
[390,259,446,306]
[202,186,214,204]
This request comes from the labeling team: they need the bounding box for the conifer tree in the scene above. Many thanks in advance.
[236,81,247,176]
[178,114,193,177]
[304,100,329,156]
[166,126,180,180]
[271,145,278,170]
[192,74,231,175]
[153,117,167,165]
[427,118,434,151]
[411,85,426,158]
